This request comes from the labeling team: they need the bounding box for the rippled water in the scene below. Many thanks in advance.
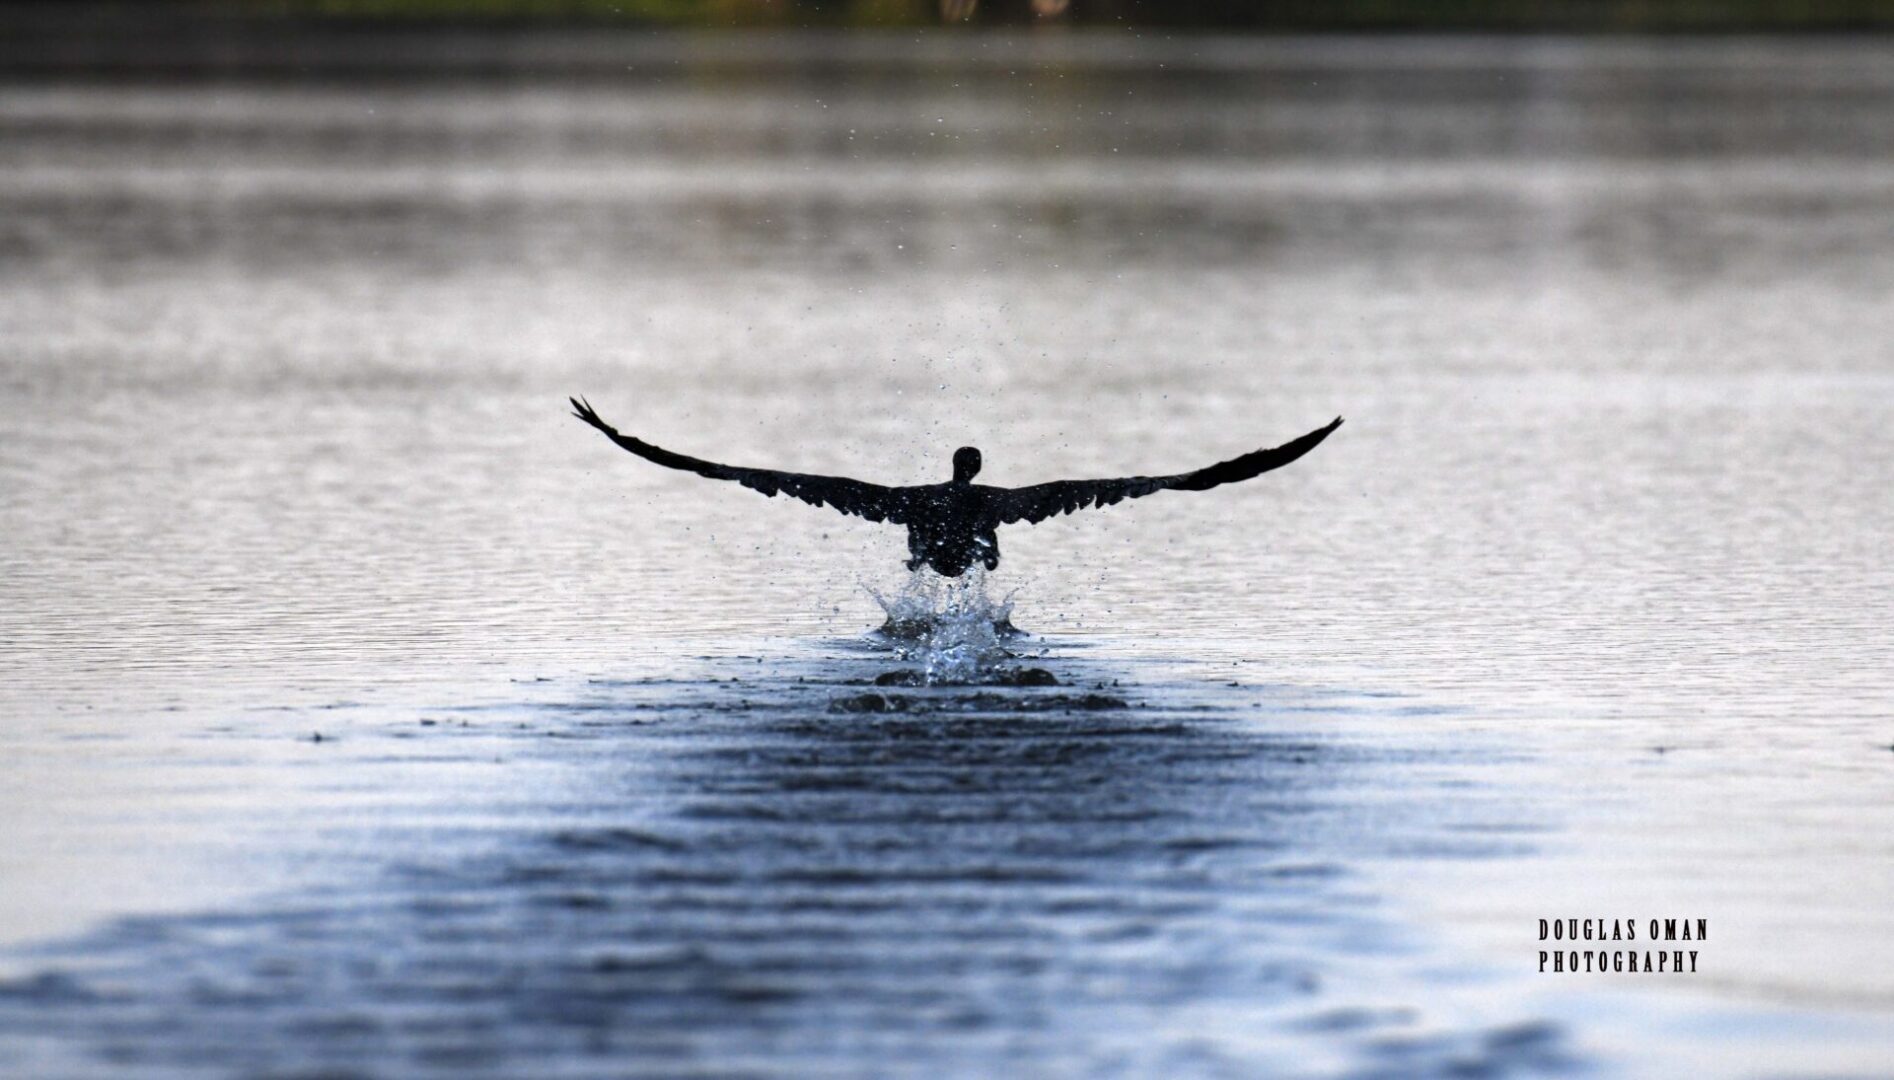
[2,31,1892,1078]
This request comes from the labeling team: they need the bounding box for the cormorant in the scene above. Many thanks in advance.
[570,396,1341,577]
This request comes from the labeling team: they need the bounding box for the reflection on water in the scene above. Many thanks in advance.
[2,29,1893,1079]
[1,642,1571,1078]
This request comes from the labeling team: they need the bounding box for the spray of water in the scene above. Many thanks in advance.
[865,567,1021,684]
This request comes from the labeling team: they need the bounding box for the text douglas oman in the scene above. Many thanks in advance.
[1539,918,1706,974]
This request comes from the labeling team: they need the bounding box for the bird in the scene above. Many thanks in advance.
[570,396,1341,577]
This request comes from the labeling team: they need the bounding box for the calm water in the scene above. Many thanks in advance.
[2,32,1892,1078]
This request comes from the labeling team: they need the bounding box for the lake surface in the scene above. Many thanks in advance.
[2,30,1891,1078]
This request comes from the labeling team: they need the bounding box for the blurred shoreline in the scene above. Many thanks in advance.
[4,13,1894,84]
[3,0,1894,72]
[6,0,1894,32]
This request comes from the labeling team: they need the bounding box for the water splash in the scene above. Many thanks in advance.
[865,568,1021,684]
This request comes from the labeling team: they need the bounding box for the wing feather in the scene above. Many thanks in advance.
[571,397,911,524]
[991,417,1342,525]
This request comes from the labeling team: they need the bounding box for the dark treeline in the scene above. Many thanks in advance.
[3,0,1894,29]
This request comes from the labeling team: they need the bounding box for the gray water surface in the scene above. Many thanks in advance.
[2,32,1892,1078]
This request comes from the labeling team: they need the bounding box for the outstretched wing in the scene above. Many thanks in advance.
[570,396,912,524]
[990,417,1343,525]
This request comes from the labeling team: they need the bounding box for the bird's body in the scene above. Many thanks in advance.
[898,483,1003,576]
[570,397,1341,577]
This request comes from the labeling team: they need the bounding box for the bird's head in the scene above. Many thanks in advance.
[952,446,983,483]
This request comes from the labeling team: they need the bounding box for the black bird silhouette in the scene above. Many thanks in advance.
[571,397,1341,577]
